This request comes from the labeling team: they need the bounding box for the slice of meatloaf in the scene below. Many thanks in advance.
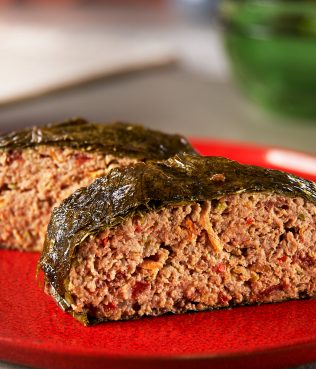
[39,154,316,325]
[0,118,196,251]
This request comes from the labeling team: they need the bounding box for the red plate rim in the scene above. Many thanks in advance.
[190,137,316,182]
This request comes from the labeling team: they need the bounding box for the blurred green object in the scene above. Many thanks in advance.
[221,0,316,119]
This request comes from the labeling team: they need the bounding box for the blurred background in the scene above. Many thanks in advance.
[0,0,316,155]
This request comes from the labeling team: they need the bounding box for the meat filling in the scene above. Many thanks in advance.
[67,192,316,321]
[0,147,136,251]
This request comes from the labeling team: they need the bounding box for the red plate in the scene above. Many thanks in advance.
[1,139,316,369]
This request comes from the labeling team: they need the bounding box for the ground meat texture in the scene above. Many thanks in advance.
[67,192,316,322]
[0,146,136,251]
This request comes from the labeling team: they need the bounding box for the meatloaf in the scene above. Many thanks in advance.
[39,154,316,325]
[0,118,196,251]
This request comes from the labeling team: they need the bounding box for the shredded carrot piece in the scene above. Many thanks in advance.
[185,218,199,241]
[140,260,163,270]
[200,202,222,253]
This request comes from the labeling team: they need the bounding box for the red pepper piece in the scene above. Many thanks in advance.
[132,281,149,298]
[104,302,116,310]
[278,255,287,264]
[218,292,229,305]
[98,237,108,247]
[260,283,282,296]
[134,225,142,233]
[7,151,22,164]
[75,153,91,165]
[216,263,226,273]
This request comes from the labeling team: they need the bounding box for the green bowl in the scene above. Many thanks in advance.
[221,0,316,119]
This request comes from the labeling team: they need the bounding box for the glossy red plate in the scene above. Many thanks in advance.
[1,139,316,369]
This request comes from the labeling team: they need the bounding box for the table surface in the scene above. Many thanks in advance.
[0,66,315,154]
